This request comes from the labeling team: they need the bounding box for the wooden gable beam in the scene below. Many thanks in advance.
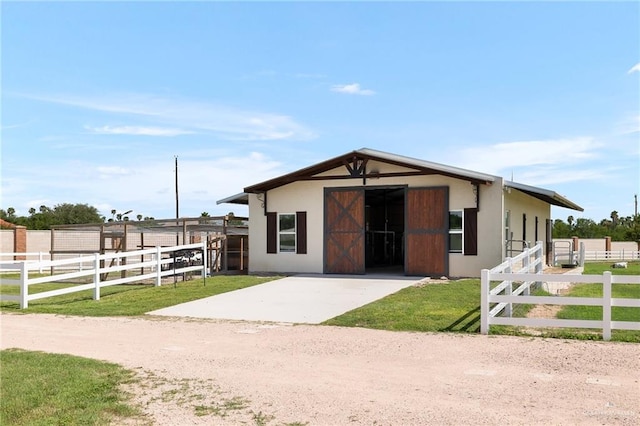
[342,156,368,178]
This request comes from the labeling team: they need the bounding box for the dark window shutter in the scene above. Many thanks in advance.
[296,211,307,254]
[464,208,478,256]
[266,212,277,254]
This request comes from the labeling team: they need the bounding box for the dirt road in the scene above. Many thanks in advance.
[1,314,638,425]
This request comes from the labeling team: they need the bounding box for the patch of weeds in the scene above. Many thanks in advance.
[251,410,275,425]
[194,396,250,418]
[283,422,310,426]
[160,388,180,403]
[223,395,250,411]
[194,404,223,417]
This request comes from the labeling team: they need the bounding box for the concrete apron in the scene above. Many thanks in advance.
[148,274,421,324]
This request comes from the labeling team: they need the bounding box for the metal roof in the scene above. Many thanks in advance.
[504,181,584,212]
[242,147,496,193]
[216,148,583,212]
[51,216,249,233]
[216,192,249,205]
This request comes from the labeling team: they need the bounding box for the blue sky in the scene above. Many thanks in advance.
[2,1,639,222]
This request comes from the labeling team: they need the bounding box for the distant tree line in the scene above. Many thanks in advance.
[0,204,154,230]
[553,211,640,242]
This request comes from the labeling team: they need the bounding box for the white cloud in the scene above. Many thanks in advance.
[24,93,317,141]
[86,125,194,137]
[0,150,287,219]
[617,114,640,134]
[509,166,611,186]
[331,83,376,96]
[454,137,602,181]
[97,166,132,178]
[627,63,640,74]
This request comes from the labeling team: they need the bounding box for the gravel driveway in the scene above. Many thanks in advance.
[1,313,638,425]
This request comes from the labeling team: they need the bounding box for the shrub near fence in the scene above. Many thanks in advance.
[481,243,640,341]
[0,243,207,309]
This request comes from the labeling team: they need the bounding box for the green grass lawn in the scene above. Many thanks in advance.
[553,261,640,342]
[0,275,277,316]
[326,262,640,342]
[583,261,640,275]
[324,279,482,332]
[0,349,144,426]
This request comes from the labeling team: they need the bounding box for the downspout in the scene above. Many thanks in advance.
[473,183,480,211]
[257,191,268,216]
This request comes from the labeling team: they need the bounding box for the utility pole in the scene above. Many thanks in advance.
[635,194,638,218]
[175,156,180,220]
[175,156,180,246]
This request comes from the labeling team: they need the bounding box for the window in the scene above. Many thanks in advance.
[449,211,463,253]
[267,211,307,254]
[279,213,296,253]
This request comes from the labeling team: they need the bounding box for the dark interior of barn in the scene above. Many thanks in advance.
[365,187,405,272]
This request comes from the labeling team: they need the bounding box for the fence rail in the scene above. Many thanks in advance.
[0,243,207,309]
[481,243,640,341]
[583,250,640,262]
[1,252,100,273]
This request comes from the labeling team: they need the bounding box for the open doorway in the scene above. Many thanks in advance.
[365,187,405,273]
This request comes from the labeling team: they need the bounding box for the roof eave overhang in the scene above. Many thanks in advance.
[505,182,584,212]
[216,192,249,205]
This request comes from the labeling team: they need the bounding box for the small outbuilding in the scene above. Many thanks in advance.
[219,148,583,278]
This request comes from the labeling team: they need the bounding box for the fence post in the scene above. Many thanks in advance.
[39,252,44,273]
[481,269,489,335]
[505,258,513,317]
[19,261,28,309]
[523,250,530,296]
[93,253,101,301]
[535,241,543,290]
[155,246,162,287]
[202,241,208,285]
[602,271,612,341]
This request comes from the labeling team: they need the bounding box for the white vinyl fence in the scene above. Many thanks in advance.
[583,250,640,262]
[0,252,98,273]
[481,242,640,341]
[0,243,207,309]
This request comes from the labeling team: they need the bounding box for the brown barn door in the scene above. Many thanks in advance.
[324,188,365,274]
[405,187,449,276]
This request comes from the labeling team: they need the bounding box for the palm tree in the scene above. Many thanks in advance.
[610,210,619,228]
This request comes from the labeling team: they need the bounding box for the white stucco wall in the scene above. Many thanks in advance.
[248,160,508,277]
[504,188,551,255]
[450,176,504,277]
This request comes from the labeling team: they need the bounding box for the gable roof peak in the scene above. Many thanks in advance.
[243,147,496,193]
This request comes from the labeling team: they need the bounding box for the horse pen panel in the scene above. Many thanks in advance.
[46,216,249,277]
